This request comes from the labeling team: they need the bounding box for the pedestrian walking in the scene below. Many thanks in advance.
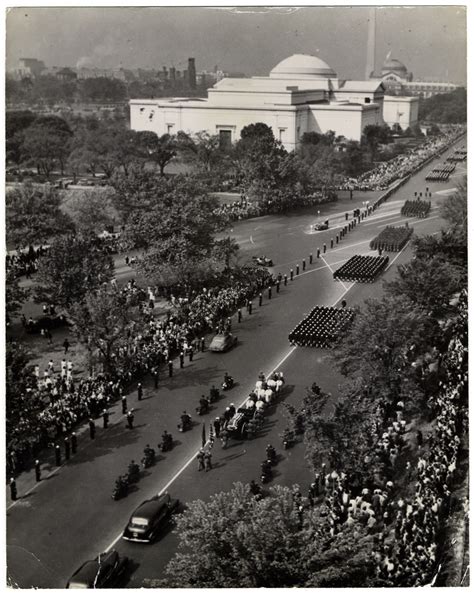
[151,366,159,388]
[168,360,173,377]
[137,382,143,401]
[102,409,109,429]
[127,409,135,429]
[35,460,41,482]
[55,444,62,465]
[238,308,242,323]
[9,478,17,501]
[71,432,77,454]
[63,338,70,354]
[179,352,185,368]
[121,395,127,414]
[64,437,71,460]
[213,417,221,439]
[89,418,96,440]
[204,451,212,471]
[197,449,205,471]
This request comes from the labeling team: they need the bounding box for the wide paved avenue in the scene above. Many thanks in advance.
[6,136,465,587]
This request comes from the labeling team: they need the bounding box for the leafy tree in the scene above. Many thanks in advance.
[439,177,467,234]
[5,271,29,323]
[135,131,177,175]
[362,124,391,162]
[20,115,73,176]
[158,482,376,588]
[385,257,464,316]
[331,295,438,406]
[110,167,162,223]
[177,131,225,173]
[62,189,117,235]
[6,110,37,165]
[69,287,139,373]
[212,236,240,269]
[418,88,466,124]
[79,77,127,102]
[6,182,74,248]
[35,235,114,309]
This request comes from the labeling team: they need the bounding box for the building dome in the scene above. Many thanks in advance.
[381,58,407,74]
[270,54,337,79]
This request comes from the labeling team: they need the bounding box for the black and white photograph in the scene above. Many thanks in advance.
[4,3,468,588]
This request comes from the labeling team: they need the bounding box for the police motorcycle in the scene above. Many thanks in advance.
[266,444,277,465]
[196,396,211,416]
[260,459,273,484]
[249,479,263,500]
[112,475,129,500]
[126,460,141,484]
[158,431,173,452]
[178,411,192,432]
[222,373,235,391]
[282,427,296,450]
[209,385,220,403]
[141,445,156,468]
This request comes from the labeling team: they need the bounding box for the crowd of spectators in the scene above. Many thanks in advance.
[7,267,273,467]
[341,126,466,191]
[6,246,48,279]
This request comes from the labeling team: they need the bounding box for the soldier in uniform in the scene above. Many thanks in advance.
[179,352,185,368]
[127,409,135,429]
[204,450,212,471]
[89,418,96,440]
[64,437,71,460]
[168,360,173,377]
[137,382,143,401]
[213,417,221,439]
[121,395,127,414]
[102,409,110,429]
[197,449,205,471]
[71,432,77,454]
[55,444,62,465]
[9,477,17,501]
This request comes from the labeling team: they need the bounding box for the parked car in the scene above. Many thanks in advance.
[122,493,179,543]
[252,255,274,267]
[66,550,128,588]
[313,220,329,231]
[209,333,238,353]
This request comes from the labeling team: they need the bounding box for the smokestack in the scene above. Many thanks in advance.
[365,7,376,80]
[188,57,196,89]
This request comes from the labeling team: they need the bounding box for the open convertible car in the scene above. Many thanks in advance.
[313,220,329,231]
[209,333,238,352]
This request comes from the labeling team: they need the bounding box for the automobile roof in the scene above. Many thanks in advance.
[132,494,170,519]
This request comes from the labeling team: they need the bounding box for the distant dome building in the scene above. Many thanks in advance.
[381,57,411,80]
[131,52,400,150]
[269,54,337,79]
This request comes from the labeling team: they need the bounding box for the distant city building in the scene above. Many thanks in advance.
[13,57,46,78]
[130,53,394,151]
[188,58,196,89]
[371,54,459,99]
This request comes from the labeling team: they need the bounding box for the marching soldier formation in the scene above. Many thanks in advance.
[425,163,455,182]
[288,305,355,348]
[401,199,431,218]
[369,225,414,253]
[333,255,389,283]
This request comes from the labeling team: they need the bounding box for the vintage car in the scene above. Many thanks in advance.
[251,255,274,267]
[209,333,238,353]
[66,550,128,588]
[122,493,179,543]
[313,220,329,231]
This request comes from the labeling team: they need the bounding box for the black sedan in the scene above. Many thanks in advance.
[122,493,179,543]
[66,550,128,588]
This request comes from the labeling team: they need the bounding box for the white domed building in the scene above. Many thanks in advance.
[130,53,392,151]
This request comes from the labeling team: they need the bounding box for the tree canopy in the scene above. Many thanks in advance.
[6,182,74,248]
[35,234,114,309]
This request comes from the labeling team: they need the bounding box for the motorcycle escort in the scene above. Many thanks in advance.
[127,460,140,484]
[141,445,156,468]
[266,444,277,465]
[178,412,192,432]
[196,396,210,416]
[222,373,234,391]
[158,431,173,452]
[282,428,296,450]
[112,475,129,500]
[261,460,273,484]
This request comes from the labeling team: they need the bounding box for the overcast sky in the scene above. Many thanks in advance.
[5,5,467,83]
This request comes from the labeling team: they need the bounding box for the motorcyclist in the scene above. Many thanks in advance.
[198,396,210,415]
[128,460,140,482]
[266,444,277,463]
[209,385,220,402]
[249,479,262,498]
[180,411,192,431]
[223,372,234,389]
[228,403,236,417]
[143,444,155,464]
[261,460,272,482]
[160,430,172,451]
